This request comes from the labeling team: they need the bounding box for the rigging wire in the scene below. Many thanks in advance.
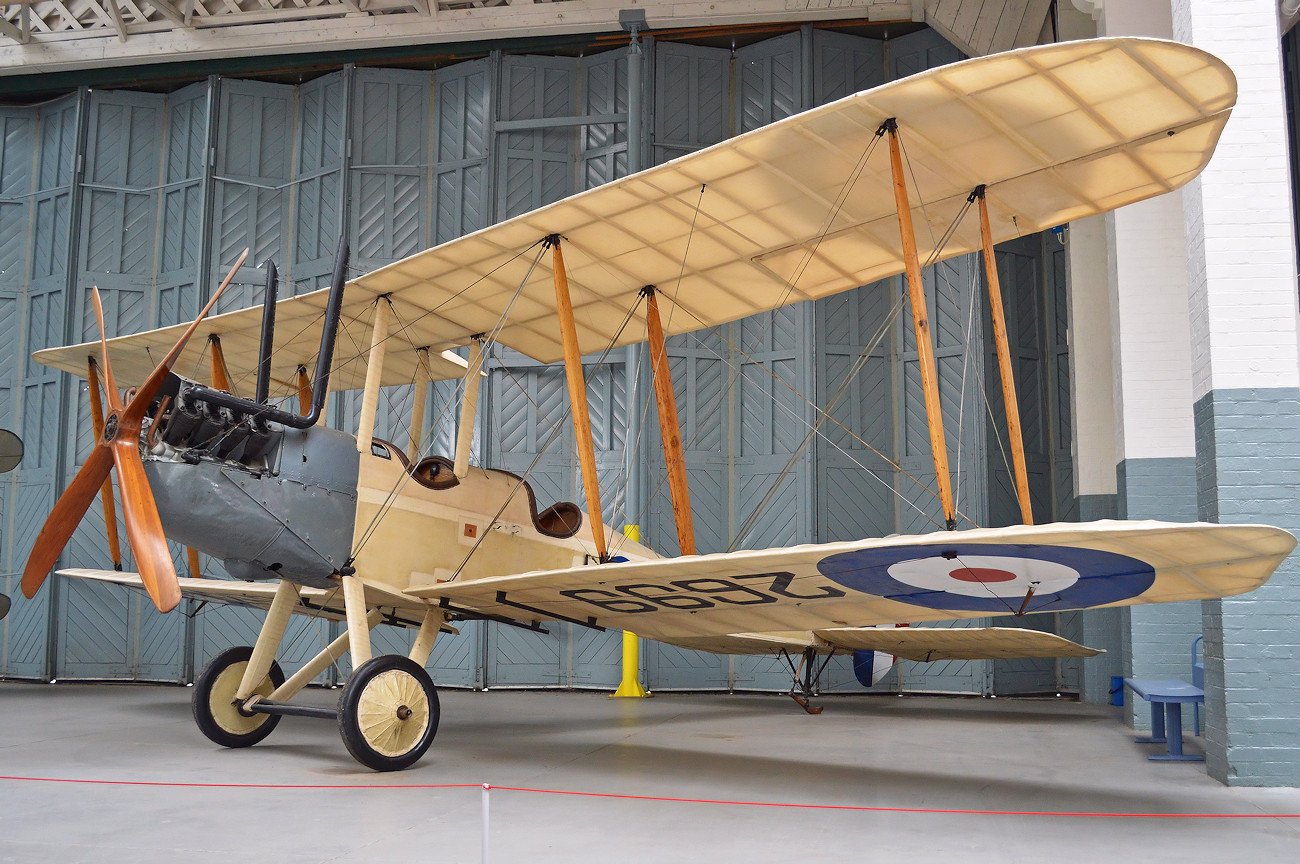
[729,286,933,550]
[767,131,884,314]
[327,240,547,373]
[448,293,646,578]
[953,259,981,520]
[348,243,551,560]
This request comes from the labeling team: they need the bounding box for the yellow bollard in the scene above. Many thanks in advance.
[611,525,649,698]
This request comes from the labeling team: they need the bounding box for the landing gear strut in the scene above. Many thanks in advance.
[188,577,449,771]
[781,647,835,715]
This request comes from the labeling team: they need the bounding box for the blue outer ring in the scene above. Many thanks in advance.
[816,543,1155,613]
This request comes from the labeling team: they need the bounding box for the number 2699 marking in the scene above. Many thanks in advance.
[558,571,846,614]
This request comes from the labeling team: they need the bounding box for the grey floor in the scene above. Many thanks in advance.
[2,682,1298,863]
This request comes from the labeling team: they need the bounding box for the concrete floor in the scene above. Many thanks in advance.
[1,683,1298,863]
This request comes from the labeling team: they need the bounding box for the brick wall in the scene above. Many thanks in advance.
[1195,389,1300,785]
[1175,0,1300,786]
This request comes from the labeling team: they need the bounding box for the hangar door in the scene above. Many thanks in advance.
[0,26,1076,695]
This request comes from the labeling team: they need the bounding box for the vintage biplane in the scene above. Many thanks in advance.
[18,37,1295,771]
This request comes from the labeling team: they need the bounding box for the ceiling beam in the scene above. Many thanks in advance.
[0,13,26,44]
[0,0,898,76]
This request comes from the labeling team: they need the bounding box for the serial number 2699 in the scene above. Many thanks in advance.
[558,571,846,614]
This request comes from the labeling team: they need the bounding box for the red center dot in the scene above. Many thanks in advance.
[949,567,1017,584]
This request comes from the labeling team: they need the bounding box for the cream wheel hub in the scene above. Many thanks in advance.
[356,668,430,758]
[209,661,274,736]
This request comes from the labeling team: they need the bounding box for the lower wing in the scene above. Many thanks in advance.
[58,568,438,629]
[663,626,1102,662]
[408,520,1294,641]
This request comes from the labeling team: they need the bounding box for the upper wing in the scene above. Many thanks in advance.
[34,38,1234,386]
[408,521,1293,641]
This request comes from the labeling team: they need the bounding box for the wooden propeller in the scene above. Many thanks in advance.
[20,249,249,613]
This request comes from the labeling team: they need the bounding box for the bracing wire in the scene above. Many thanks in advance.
[449,293,646,578]
[349,243,551,559]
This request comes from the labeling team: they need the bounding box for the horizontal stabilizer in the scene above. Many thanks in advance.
[662,627,1099,661]
[815,626,1101,661]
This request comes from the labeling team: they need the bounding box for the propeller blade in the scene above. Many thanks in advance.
[20,444,114,599]
[111,436,181,613]
[87,356,123,570]
[90,287,123,412]
[122,247,249,426]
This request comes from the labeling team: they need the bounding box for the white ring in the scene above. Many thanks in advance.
[886,555,1080,599]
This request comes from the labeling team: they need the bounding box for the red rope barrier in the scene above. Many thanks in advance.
[0,776,1295,819]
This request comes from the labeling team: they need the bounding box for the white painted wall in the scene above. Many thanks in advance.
[1174,0,1300,397]
[1094,0,1199,462]
[1066,215,1118,496]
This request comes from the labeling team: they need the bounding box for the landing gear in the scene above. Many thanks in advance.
[195,576,447,771]
[338,655,440,772]
[193,646,286,748]
[781,647,834,715]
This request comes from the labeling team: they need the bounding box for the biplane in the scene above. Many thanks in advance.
[18,37,1295,771]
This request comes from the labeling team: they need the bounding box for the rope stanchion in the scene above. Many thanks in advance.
[482,783,492,864]
[0,775,1296,819]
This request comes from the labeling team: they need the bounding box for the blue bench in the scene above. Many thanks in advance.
[1124,678,1205,762]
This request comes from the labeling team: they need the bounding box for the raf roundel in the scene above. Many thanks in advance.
[815,543,1156,614]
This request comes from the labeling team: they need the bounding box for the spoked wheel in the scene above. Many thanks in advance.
[338,655,439,772]
[193,646,285,748]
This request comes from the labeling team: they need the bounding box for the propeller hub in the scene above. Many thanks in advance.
[103,414,119,441]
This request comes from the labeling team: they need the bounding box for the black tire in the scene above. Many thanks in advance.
[193,646,286,749]
[338,655,439,772]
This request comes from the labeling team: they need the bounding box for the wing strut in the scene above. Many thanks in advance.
[208,335,232,392]
[548,235,608,561]
[356,297,391,454]
[885,119,956,530]
[974,185,1033,525]
[454,337,486,478]
[296,365,312,416]
[643,286,696,555]
[408,347,432,464]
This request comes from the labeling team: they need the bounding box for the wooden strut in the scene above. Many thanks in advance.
[885,119,956,530]
[975,186,1034,526]
[86,357,122,571]
[643,286,696,555]
[454,338,486,478]
[549,236,608,561]
[296,365,312,416]
[208,335,232,392]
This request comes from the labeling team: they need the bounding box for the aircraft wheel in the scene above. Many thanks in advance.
[193,646,285,748]
[338,655,439,772]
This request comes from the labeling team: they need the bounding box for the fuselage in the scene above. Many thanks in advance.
[143,423,656,592]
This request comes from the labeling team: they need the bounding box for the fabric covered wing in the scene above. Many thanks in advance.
[58,569,435,628]
[659,632,821,655]
[407,521,1293,641]
[35,38,1234,385]
[663,627,1100,661]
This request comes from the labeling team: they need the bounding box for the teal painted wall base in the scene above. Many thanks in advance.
[1195,387,1300,787]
